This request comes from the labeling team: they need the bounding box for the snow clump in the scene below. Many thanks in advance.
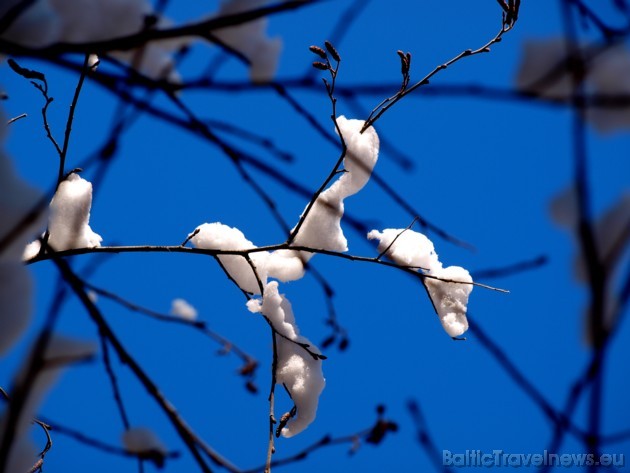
[247,281,325,437]
[170,298,198,320]
[189,117,378,436]
[25,172,102,257]
[367,228,473,338]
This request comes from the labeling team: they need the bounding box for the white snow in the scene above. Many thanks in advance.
[266,249,306,282]
[213,0,282,83]
[122,427,168,455]
[247,282,325,437]
[186,117,378,436]
[46,173,102,251]
[170,298,198,320]
[190,222,268,294]
[425,266,473,338]
[291,117,379,255]
[368,228,473,337]
[367,228,438,270]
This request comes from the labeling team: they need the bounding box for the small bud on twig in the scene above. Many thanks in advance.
[312,61,329,71]
[397,50,408,75]
[309,45,327,59]
[7,59,46,82]
[324,41,341,62]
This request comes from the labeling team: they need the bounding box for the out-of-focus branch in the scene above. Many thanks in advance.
[51,256,241,473]
[0,1,318,56]
[84,282,260,392]
[39,417,181,462]
[407,399,453,473]
[468,318,588,441]
[471,255,548,280]
[244,406,397,473]
[560,3,606,468]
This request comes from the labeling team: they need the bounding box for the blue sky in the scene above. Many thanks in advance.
[1,1,629,472]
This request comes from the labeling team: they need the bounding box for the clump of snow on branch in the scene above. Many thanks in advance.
[425,266,473,338]
[515,38,630,133]
[170,298,198,320]
[292,116,379,256]
[122,427,168,466]
[0,335,96,470]
[367,228,473,338]
[26,172,102,257]
[247,282,325,437]
[190,222,268,294]
[213,0,282,83]
[0,106,43,355]
[266,249,306,282]
[48,173,102,250]
[188,117,377,435]
[550,187,630,343]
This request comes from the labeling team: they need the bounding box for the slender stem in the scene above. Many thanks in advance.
[360,12,517,133]
[57,54,90,187]
[264,329,278,473]
[52,256,241,473]
[27,244,509,293]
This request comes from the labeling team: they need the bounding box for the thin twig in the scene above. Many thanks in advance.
[84,282,259,389]
[360,4,519,133]
[471,255,548,280]
[51,256,240,473]
[28,244,509,293]
[7,113,27,125]
[264,328,278,473]
[56,54,91,187]
[407,400,453,473]
[98,333,131,429]
[286,45,343,245]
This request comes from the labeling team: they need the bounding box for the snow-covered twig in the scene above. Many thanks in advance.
[286,42,344,246]
[98,333,131,430]
[28,244,509,293]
